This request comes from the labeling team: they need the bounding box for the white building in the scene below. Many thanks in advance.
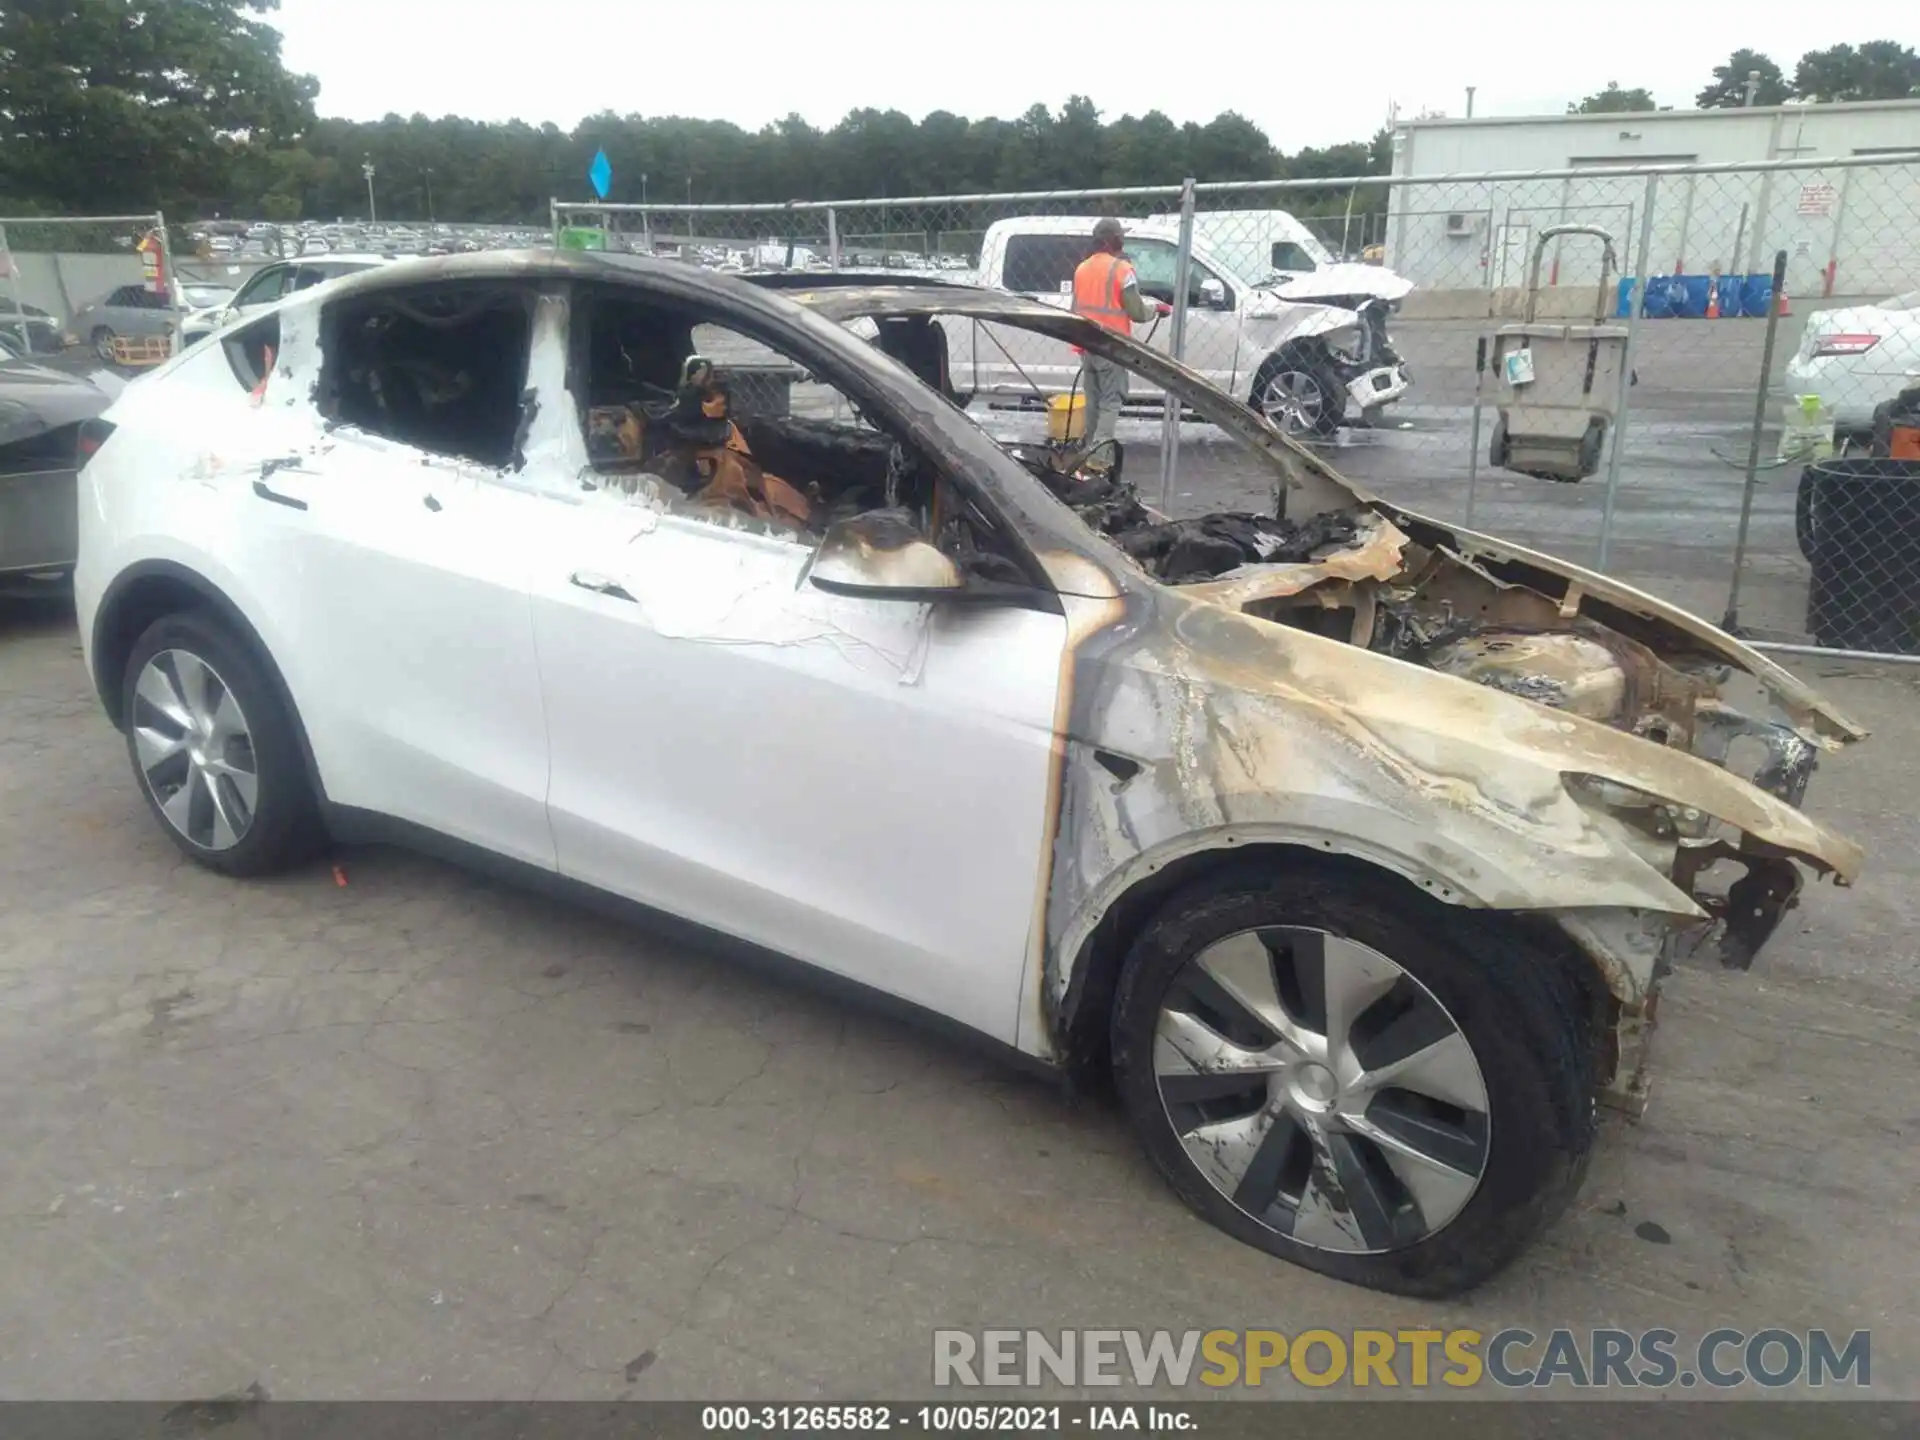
[1385,99,1920,302]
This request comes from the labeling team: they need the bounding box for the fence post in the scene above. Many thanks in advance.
[827,207,841,271]
[1464,335,1489,528]
[549,199,560,250]
[153,210,179,358]
[1723,250,1792,633]
[0,223,32,355]
[1595,172,1659,573]
[1821,168,1852,297]
[1158,176,1197,511]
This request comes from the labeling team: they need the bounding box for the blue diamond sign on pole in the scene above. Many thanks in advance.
[588,150,613,200]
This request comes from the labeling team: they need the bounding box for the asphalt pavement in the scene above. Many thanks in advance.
[2,577,1918,1400]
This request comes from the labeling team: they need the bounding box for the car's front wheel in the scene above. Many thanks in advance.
[1111,860,1602,1297]
[1252,350,1343,439]
[122,612,323,876]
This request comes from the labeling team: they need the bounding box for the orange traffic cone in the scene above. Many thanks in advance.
[1776,281,1792,317]
[1706,277,1720,319]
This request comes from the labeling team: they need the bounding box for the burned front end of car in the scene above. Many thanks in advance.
[1029,469,1865,1112]
[1012,391,1860,1120]
[777,286,1865,1117]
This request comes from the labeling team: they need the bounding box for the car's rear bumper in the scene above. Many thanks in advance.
[1783,356,1912,430]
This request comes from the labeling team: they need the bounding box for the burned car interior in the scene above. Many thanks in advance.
[317,283,533,469]
[566,285,1032,587]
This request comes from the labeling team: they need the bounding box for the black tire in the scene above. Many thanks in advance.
[91,326,117,363]
[1110,859,1602,1297]
[1794,468,1817,563]
[1251,350,1342,439]
[121,611,324,877]
[1489,416,1510,470]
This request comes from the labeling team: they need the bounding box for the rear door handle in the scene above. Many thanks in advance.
[251,479,308,511]
[569,570,636,603]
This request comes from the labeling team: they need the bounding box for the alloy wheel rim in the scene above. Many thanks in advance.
[131,649,259,852]
[1261,371,1323,433]
[1152,925,1490,1254]
[93,329,116,362]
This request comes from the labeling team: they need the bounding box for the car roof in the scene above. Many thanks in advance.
[985,215,1181,239]
[774,281,1087,327]
[294,250,1105,343]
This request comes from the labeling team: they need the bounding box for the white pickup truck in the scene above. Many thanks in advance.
[944,216,1410,436]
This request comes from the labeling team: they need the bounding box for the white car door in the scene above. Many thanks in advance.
[529,296,1068,1041]
[235,281,559,868]
[535,510,1066,1040]
[1123,237,1246,396]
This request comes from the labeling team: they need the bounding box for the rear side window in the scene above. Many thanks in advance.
[1002,234,1090,294]
[222,315,280,390]
[1271,241,1318,273]
[316,283,534,468]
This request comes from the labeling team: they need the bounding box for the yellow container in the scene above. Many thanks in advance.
[1047,392,1086,442]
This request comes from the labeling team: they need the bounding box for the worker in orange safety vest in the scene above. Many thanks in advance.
[1070,217,1170,471]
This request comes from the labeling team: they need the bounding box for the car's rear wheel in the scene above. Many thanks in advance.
[90,326,117,363]
[1111,861,1601,1297]
[1253,351,1342,439]
[122,612,322,876]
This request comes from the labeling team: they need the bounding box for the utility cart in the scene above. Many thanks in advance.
[1489,225,1629,482]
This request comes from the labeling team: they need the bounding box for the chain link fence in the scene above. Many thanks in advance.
[553,149,1920,660]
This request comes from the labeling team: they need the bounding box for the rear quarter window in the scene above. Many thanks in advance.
[221,315,280,390]
[1002,234,1090,295]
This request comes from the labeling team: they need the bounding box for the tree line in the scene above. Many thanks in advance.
[3,4,1917,229]
[1572,41,1920,112]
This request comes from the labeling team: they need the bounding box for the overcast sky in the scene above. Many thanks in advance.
[274,1,1908,150]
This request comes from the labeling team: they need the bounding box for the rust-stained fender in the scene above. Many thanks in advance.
[1025,587,1862,1059]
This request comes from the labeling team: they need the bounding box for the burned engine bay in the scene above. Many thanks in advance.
[1008,442,1855,973]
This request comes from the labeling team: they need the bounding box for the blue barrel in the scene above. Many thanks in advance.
[1740,272,1773,318]
[1641,275,1676,318]
[1616,276,1635,318]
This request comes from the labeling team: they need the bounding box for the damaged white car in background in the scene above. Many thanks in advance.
[73,253,1863,1297]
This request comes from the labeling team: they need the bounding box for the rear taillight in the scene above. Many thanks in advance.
[1810,332,1883,358]
[76,418,116,462]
